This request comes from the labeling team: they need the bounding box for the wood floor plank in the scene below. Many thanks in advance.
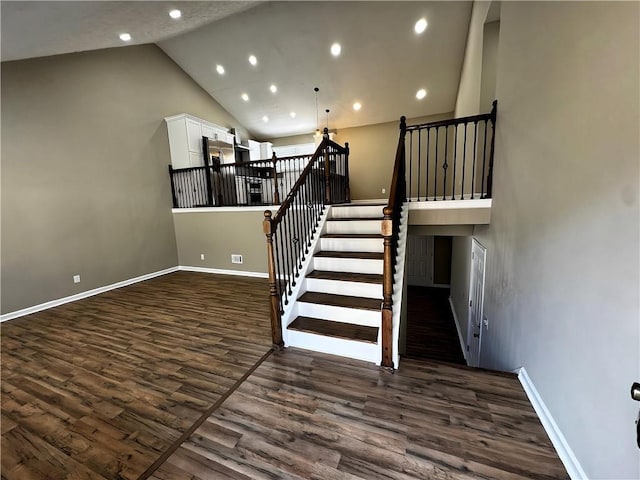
[154,348,569,480]
[1,271,272,480]
[3,271,568,480]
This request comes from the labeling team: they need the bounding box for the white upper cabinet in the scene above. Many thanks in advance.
[165,114,235,168]
[248,139,274,161]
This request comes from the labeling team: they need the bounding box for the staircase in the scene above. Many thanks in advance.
[285,203,385,364]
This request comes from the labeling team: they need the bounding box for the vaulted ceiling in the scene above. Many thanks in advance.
[1,1,472,139]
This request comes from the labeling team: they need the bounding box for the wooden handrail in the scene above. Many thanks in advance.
[381,116,407,370]
[264,134,351,350]
[271,138,329,227]
[405,110,492,131]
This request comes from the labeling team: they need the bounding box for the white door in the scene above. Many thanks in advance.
[467,239,486,367]
[407,235,433,286]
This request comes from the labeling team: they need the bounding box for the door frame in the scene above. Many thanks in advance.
[466,238,486,367]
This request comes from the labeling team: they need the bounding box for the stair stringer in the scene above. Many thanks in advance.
[391,205,409,368]
[280,207,329,347]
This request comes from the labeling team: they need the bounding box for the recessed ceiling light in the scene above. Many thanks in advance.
[169,9,181,19]
[119,33,131,42]
[415,18,428,34]
[416,88,427,100]
[216,64,225,75]
[290,111,296,118]
[262,115,269,123]
[241,93,249,102]
[353,102,362,111]
[269,84,277,93]
[248,55,257,66]
[330,43,341,56]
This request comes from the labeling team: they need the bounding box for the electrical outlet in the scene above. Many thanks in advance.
[200,254,205,260]
[73,275,81,284]
[231,254,243,264]
[382,188,386,194]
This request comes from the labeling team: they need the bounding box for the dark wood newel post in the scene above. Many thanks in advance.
[271,152,280,205]
[168,165,178,208]
[212,158,223,206]
[344,142,351,203]
[381,206,394,369]
[323,129,332,204]
[263,210,283,348]
[486,100,498,198]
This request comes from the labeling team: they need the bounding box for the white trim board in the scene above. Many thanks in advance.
[173,205,279,214]
[0,267,179,323]
[514,367,588,480]
[448,297,469,365]
[178,266,268,278]
[407,198,492,210]
[348,198,387,204]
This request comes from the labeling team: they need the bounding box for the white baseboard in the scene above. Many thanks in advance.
[448,297,468,365]
[178,266,268,278]
[0,266,179,323]
[514,367,588,480]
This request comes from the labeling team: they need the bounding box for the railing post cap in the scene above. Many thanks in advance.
[383,206,393,217]
[264,209,272,219]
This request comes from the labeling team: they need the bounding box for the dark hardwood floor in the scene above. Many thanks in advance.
[1,272,273,480]
[152,348,569,480]
[406,286,467,365]
[2,273,567,480]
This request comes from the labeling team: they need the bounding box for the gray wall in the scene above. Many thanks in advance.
[270,113,452,201]
[1,44,250,314]
[457,2,639,478]
[173,210,268,274]
[450,236,472,356]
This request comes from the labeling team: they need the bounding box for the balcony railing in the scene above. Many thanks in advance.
[405,100,497,201]
[168,154,316,208]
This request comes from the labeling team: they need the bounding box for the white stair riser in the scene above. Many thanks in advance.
[330,205,384,219]
[305,278,382,299]
[326,220,381,235]
[286,330,380,364]
[313,257,383,275]
[320,237,383,253]
[296,302,380,326]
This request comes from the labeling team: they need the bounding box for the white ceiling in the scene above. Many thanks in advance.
[0,1,260,62]
[1,1,472,139]
[159,1,472,138]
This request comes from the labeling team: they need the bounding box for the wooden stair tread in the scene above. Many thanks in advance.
[298,292,381,310]
[307,270,383,284]
[321,234,382,239]
[288,316,378,343]
[314,251,383,260]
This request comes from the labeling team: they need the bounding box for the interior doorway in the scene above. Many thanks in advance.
[466,239,486,367]
[403,234,465,364]
[406,235,452,287]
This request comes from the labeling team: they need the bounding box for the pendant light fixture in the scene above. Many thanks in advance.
[324,108,336,141]
[313,87,322,146]
[324,109,330,139]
